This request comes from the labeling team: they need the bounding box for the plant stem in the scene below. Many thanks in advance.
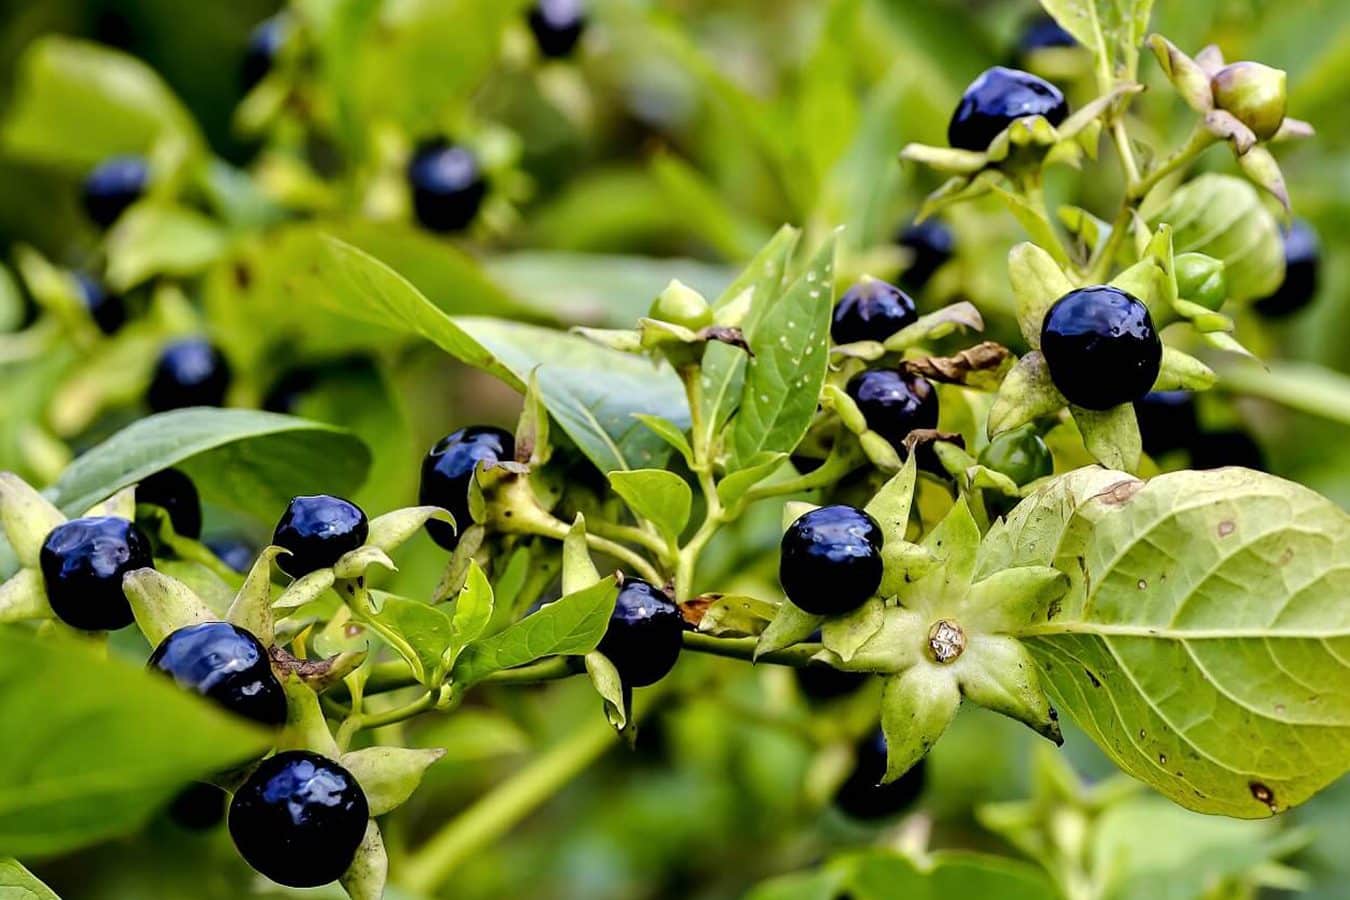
[1111,119,1141,188]
[675,362,726,602]
[585,517,673,565]
[1126,125,1216,202]
[354,656,579,697]
[682,631,824,668]
[739,444,860,507]
[337,690,434,750]
[400,684,669,893]
[508,500,665,585]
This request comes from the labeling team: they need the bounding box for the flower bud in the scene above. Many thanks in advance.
[648,280,713,331]
[1211,62,1287,141]
[1173,253,1227,311]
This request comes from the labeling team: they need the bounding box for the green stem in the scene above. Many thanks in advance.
[586,517,674,565]
[1127,125,1216,202]
[1111,119,1141,189]
[353,656,579,697]
[739,444,860,507]
[1215,360,1350,425]
[337,690,434,750]
[507,501,665,585]
[681,631,823,668]
[401,684,669,893]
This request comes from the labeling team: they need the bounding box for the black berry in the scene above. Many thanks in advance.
[896,218,954,291]
[262,366,320,415]
[834,729,926,820]
[242,15,287,92]
[1041,286,1161,411]
[1254,219,1320,318]
[779,505,883,617]
[168,782,228,831]
[596,578,683,687]
[39,516,152,630]
[272,495,368,578]
[948,66,1068,152]
[207,537,257,574]
[147,339,232,412]
[82,156,149,228]
[795,632,868,701]
[1017,16,1076,55]
[228,750,369,888]
[149,621,287,726]
[845,369,939,451]
[137,468,202,539]
[528,0,586,58]
[1134,391,1198,458]
[75,273,126,335]
[407,139,488,233]
[831,280,917,345]
[419,426,514,550]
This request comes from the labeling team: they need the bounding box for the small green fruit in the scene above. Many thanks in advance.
[1173,253,1227,311]
[648,280,713,331]
[979,424,1052,486]
[1211,62,1287,141]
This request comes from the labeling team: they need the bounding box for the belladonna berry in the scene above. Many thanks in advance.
[1254,219,1320,317]
[75,273,126,335]
[1041,286,1161,411]
[147,339,232,412]
[948,66,1068,152]
[39,517,153,630]
[228,750,369,888]
[272,495,368,578]
[845,369,939,451]
[207,537,257,574]
[896,218,954,291]
[82,156,149,228]
[1134,391,1199,458]
[528,0,586,58]
[419,426,515,550]
[597,579,684,687]
[834,729,926,820]
[136,468,202,539]
[779,505,883,616]
[149,621,287,726]
[407,139,488,233]
[241,15,287,92]
[830,280,917,345]
[169,782,228,831]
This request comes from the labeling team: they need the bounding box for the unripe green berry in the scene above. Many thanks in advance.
[1211,62,1287,141]
[1174,253,1227,311]
[979,424,1052,486]
[649,280,713,331]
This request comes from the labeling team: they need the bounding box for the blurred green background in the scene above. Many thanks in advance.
[1,0,1348,897]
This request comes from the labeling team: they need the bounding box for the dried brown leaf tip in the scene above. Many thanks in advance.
[903,341,1014,389]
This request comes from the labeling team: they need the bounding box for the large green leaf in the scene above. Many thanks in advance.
[0,859,58,898]
[997,467,1350,817]
[279,235,688,472]
[730,234,836,466]
[50,409,371,520]
[0,627,269,856]
[0,36,201,168]
[452,577,618,687]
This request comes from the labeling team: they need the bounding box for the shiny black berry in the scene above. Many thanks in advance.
[1041,286,1161,411]
[1134,391,1198,458]
[845,369,939,451]
[147,339,232,412]
[528,0,586,58]
[1191,430,1265,471]
[779,505,883,616]
[39,516,152,630]
[834,729,926,820]
[137,468,202,539]
[82,156,149,228]
[169,782,228,831]
[242,15,287,92]
[795,631,868,701]
[1254,219,1320,318]
[228,750,369,888]
[419,426,514,550]
[75,273,126,335]
[1018,16,1076,54]
[407,139,488,233]
[948,66,1068,151]
[597,579,683,687]
[149,621,287,726]
[272,495,368,578]
[207,537,257,574]
[831,280,917,345]
[896,218,954,291]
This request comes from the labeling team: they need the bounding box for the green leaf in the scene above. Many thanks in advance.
[339,747,446,818]
[450,562,495,663]
[732,233,837,466]
[822,598,886,663]
[105,205,227,292]
[0,858,58,899]
[370,593,453,685]
[1038,0,1109,72]
[0,36,201,168]
[1070,403,1142,473]
[453,577,619,687]
[0,627,269,856]
[608,470,692,541]
[844,849,1058,900]
[1017,468,1350,816]
[50,409,371,521]
[756,601,824,658]
[716,452,788,508]
[864,455,918,545]
[632,415,695,468]
[585,651,629,733]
